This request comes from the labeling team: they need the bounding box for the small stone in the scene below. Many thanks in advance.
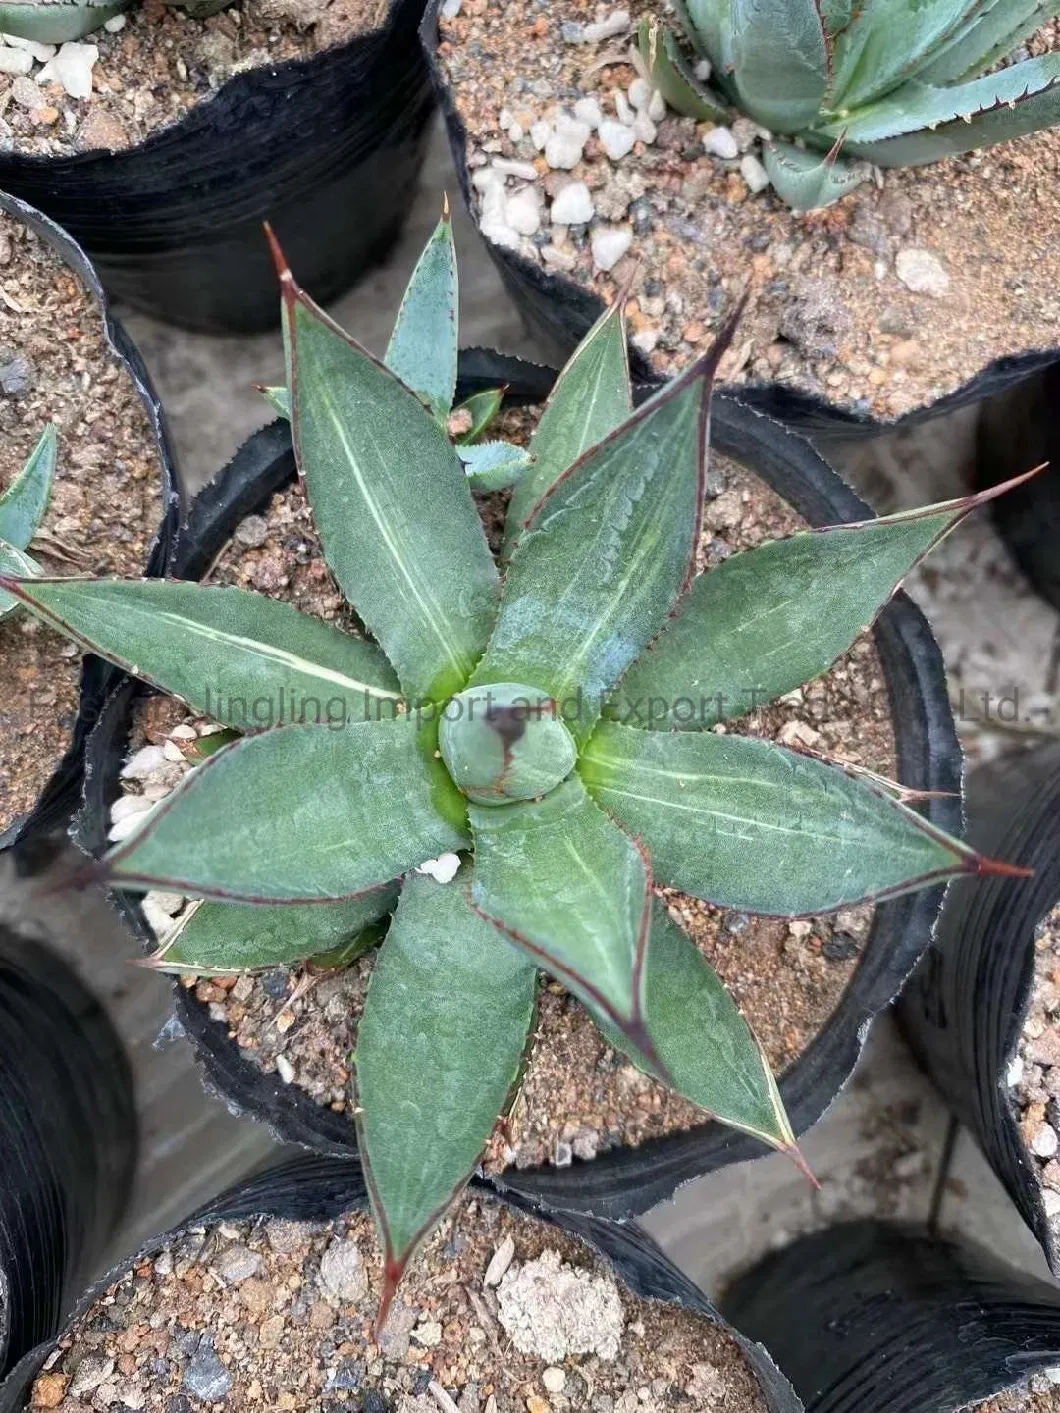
[235,514,269,547]
[1032,1030,1060,1067]
[37,42,98,101]
[572,1129,599,1161]
[647,88,666,122]
[1007,1056,1025,1087]
[183,1340,232,1403]
[163,738,185,762]
[141,896,177,939]
[10,75,44,109]
[731,115,766,151]
[122,745,166,779]
[583,9,629,42]
[77,107,129,151]
[628,77,651,111]
[30,1374,68,1409]
[0,351,33,393]
[560,19,584,42]
[631,114,656,144]
[103,11,127,28]
[598,118,636,161]
[169,723,198,741]
[573,96,602,128]
[0,48,33,75]
[415,852,461,884]
[320,1237,368,1302]
[265,1218,318,1254]
[545,114,591,170]
[413,1320,443,1347]
[493,157,538,180]
[70,1357,115,1398]
[481,221,522,253]
[497,1250,624,1362]
[484,1234,515,1287]
[740,154,770,194]
[275,1053,295,1084]
[693,57,712,80]
[591,225,633,273]
[554,1140,573,1166]
[259,1314,286,1348]
[551,181,594,225]
[505,187,542,236]
[109,812,151,843]
[1044,1189,1060,1218]
[111,792,153,824]
[378,1299,418,1359]
[213,1244,263,1285]
[530,119,551,150]
[2,32,56,60]
[527,1399,550,1413]
[542,1369,566,1394]
[703,126,738,160]
[895,248,950,297]
[1031,1123,1059,1158]
[541,243,577,271]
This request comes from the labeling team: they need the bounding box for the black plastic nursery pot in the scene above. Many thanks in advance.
[0,1154,802,1413]
[0,924,137,1385]
[0,192,178,857]
[0,0,434,334]
[899,743,1060,1278]
[721,1220,1060,1413]
[75,348,962,1222]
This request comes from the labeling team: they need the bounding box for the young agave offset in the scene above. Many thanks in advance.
[640,0,1060,209]
[0,0,228,44]
[0,214,1030,1316]
[0,425,57,617]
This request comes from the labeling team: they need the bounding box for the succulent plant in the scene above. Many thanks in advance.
[0,0,228,44]
[0,213,1030,1318]
[0,424,57,618]
[639,1,1060,209]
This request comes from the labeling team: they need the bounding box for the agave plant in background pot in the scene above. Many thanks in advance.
[0,0,433,331]
[5,211,1031,1306]
[428,0,1060,433]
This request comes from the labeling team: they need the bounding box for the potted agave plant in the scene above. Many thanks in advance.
[427,0,1060,432]
[0,0,433,331]
[3,212,1029,1297]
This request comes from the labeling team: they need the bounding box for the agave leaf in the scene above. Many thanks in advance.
[0,541,41,617]
[915,0,1059,85]
[479,324,734,747]
[453,387,505,444]
[469,776,657,1057]
[763,139,866,210]
[828,0,980,111]
[579,722,985,915]
[458,441,533,492]
[0,0,130,41]
[104,718,468,902]
[276,240,499,704]
[0,579,403,728]
[590,899,795,1151]
[819,56,1060,165]
[729,0,830,133]
[356,868,537,1320]
[503,298,631,557]
[153,887,399,973]
[638,17,729,121]
[607,480,1028,731]
[0,425,57,552]
[685,0,735,75]
[384,210,459,425]
[261,385,290,419]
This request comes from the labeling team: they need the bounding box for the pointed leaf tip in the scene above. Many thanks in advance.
[263,221,294,287]
[786,1140,820,1188]
[974,855,1034,881]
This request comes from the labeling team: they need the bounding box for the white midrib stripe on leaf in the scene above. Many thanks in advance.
[322,388,472,686]
[153,610,403,702]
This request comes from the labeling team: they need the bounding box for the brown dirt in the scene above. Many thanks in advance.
[0,209,163,836]
[969,1384,1060,1412]
[29,1194,767,1413]
[114,394,896,1168]
[0,0,389,157]
[439,0,1060,421]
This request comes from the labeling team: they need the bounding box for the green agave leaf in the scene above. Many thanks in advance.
[459,440,533,492]
[828,0,979,111]
[686,0,735,74]
[915,0,1059,85]
[607,479,1030,731]
[454,387,505,444]
[580,721,986,915]
[275,238,499,704]
[0,541,41,617]
[638,17,728,120]
[152,888,398,974]
[763,139,866,210]
[356,868,537,1320]
[729,0,829,133]
[820,56,1060,165]
[0,0,130,41]
[105,718,469,901]
[590,899,795,1151]
[0,578,403,728]
[503,298,631,557]
[0,425,57,552]
[479,325,735,747]
[261,385,290,420]
[469,776,657,1058]
[384,209,459,425]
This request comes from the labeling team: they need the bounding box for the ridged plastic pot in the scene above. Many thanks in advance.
[0,0,434,333]
[76,351,961,1220]
[900,743,1060,1276]
[722,1220,1060,1413]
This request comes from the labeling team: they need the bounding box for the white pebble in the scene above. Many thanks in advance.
[1044,1189,1060,1218]
[631,327,660,355]
[647,87,666,122]
[741,153,771,194]
[544,114,590,170]
[505,187,542,236]
[542,1369,566,1394]
[472,165,505,193]
[632,113,657,145]
[144,890,185,917]
[121,745,166,779]
[481,221,522,252]
[628,77,651,111]
[551,181,594,225]
[415,852,462,884]
[530,119,552,151]
[110,793,153,825]
[275,1054,296,1085]
[541,243,577,271]
[1044,1367,1060,1386]
[102,11,127,29]
[480,182,506,225]
[484,1234,515,1287]
[169,723,198,741]
[0,46,34,75]
[573,96,602,129]
[140,896,176,940]
[591,225,633,272]
[895,247,951,297]
[1032,1124,1059,1158]
[732,115,768,150]
[493,157,537,180]
[598,119,636,161]
[2,32,55,59]
[703,125,739,159]
[507,122,524,141]
[613,89,635,126]
[1006,1056,1025,1087]
[693,57,712,80]
[583,9,630,42]
[108,812,150,844]
[37,42,97,101]
[162,738,185,763]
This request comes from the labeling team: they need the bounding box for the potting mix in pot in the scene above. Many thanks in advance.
[1009,902,1060,1256]
[0,205,163,837]
[0,0,388,155]
[1,214,1029,1311]
[437,0,1060,420]
[26,1193,772,1413]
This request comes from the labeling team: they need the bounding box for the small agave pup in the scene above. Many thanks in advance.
[0,424,58,617]
[1,213,1032,1318]
[0,0,227,43]
[639,0,1060,209]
